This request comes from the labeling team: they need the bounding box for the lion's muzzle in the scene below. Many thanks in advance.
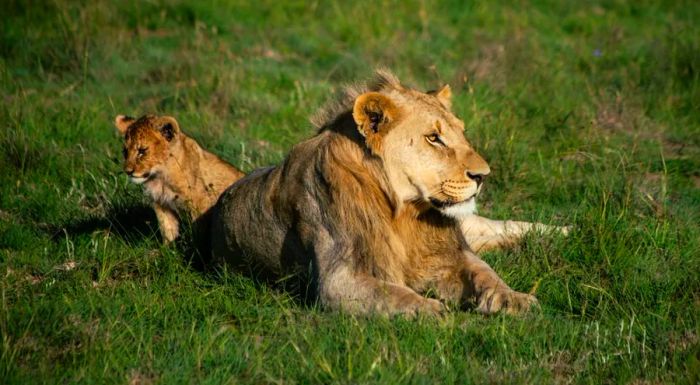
[441,180,478,202]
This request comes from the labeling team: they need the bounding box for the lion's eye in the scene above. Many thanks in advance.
[425,133,443,146]
[137,147,147,157]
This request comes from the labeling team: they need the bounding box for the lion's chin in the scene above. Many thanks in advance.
[435,197,477,219]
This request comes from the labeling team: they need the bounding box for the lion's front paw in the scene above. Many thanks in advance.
[425,298,447,315]
[407,298,446,317]
[476,288,538,315]
[557,225,571,236]
[535,223,570,236]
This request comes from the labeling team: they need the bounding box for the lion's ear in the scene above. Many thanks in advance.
[434,84,452,109]
[114,115,135,136]
[352,92,398,140]
[159,116,180,142]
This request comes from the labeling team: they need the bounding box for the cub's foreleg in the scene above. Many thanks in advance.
[153,203,179,243]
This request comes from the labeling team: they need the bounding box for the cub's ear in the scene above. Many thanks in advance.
[432,84,452,110]
[114,115,135,136]
[352,92,399,140]
[159,116,180,142]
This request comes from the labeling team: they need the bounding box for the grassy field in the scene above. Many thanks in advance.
[1,0,699,383]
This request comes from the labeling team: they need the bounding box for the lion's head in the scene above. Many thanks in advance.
[349,72,490,218]
[113,114,181,184]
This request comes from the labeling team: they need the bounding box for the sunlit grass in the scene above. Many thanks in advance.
[1,0,699,383]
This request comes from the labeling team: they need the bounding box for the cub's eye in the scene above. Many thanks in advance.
[122,147,127,158]
[137,147,147,157]
[425,133,443,146]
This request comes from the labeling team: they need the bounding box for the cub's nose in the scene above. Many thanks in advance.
[125,168,134,176]
[466,171,487,187]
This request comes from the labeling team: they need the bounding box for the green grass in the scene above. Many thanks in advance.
[1,0,699,383]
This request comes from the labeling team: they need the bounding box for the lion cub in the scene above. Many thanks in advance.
[114,114,244,243]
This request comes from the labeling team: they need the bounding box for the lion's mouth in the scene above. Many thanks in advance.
[429,195,474,209]
[429,197,455,209]
[129,172,152,184]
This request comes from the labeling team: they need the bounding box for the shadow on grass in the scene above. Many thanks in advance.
[45,204,319,308]
[48,204,160,244]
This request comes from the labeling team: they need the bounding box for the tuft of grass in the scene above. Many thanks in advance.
[1,0,699,383]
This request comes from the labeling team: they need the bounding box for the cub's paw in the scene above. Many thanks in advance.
[476,288,539,315]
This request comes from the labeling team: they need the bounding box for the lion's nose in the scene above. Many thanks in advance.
[466,171,486,187]
[125,168,134,176]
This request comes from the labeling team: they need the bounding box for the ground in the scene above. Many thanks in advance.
[1,1,699,384]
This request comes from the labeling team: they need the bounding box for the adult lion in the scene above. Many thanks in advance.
[210,70,555,316]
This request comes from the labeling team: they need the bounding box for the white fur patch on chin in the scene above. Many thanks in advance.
[129,176,148,184]
[439,198,477,219]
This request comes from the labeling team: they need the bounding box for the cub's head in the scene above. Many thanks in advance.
[114,114,181,184]
[352,73,490,218]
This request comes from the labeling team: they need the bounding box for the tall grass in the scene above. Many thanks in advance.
[1,1,699,383]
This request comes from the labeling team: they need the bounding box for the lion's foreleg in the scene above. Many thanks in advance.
[153,203,179,243]
[319,266,445,317]
[433,252,537,315]
[460,215,568,252]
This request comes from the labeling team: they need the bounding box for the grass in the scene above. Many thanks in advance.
[1,0,699,383]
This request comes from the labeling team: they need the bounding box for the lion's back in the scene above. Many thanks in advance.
[210,166,292,273]
[172,137,245,213]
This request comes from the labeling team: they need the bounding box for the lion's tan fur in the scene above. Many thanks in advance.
[210,71,538,315]
[114,114,244,242]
